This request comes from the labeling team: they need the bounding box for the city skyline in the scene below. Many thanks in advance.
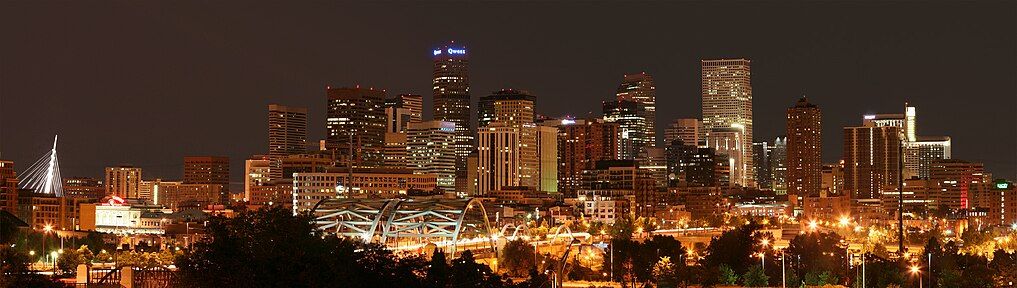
[1,1,1014,186]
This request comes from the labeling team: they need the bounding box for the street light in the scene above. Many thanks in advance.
[808,220,818,232]
[41,224,53,267]
[910,265,922,288]
[50,251,59,273]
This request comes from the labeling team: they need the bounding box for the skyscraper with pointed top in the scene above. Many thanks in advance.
[432,42,472,192]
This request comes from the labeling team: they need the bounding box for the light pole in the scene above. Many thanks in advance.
[781,250,786,288]
[42,224,52,268]
[910,265,922,288]
[861,253,866,288]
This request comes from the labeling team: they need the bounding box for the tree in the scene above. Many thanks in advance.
[513,268,550,288]
[94,249,112,263]
[786,231,848,284]
[803,270,833,286]
[741,265,769,287]
[860,254,903,288]
[501,239,535,277]
[701,222,760,274]
[77,245,95,264]
[718,264,738,285]
[610,216,635,240]
[175,206,436,287]
[425,251,450,288]
[652,257,678,288]
[56,248,83,274]
[449,250,504,288]
[990,250,1017,286]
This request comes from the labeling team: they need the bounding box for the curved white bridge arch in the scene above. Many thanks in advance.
[310,198,496,254]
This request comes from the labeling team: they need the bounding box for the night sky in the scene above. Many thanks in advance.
[1,1,1015,190]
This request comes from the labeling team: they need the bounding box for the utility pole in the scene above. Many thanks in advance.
[898,126,906,256]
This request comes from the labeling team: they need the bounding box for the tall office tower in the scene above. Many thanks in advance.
[387,94,423,123]
[860,105,910,135]
[864,104,951,179]
[183,156,230,204]
[385,106,412,133]
[786,97,823,202]
[704,127,745,187]
[105,165,142,199]
[478,89,536,128]
[929,159,988,210]
[478,89,554,191]
[536,126,559,193]
[616,73,657,147]
[326,86,386,168]
[268,104,308,180]
[407,121,457,193]
[843,126,902,200]
[63,177,105,199]
[432,42,473,193]
[0,160,17,212]
[477,126,521,195]
[905,136,952,179]
[268,104,308,157]
[556,119,620,194]
[701,59,754,187]
[664,140,717,187]
[753,142,772,190]
[244,157,272,202]
[664,119,701,147]
[603,100,647,160]
[771,136,788,195]
[383,132,408,169]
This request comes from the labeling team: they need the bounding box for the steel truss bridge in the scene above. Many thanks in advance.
[310,198,592,256]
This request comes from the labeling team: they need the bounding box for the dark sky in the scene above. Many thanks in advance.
[2,1,1015,190]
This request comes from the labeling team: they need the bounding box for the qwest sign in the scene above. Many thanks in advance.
[433,48,467,56]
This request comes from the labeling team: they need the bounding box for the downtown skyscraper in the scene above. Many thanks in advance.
[326,86,387,168]
[786,97,822,204]
[268,104,308,157]
[616,73,657,148]
[603,99,647,161]
[432,42,472,192]
[268,104,308,179]
[843,125,901,200]
[701,59,754,187]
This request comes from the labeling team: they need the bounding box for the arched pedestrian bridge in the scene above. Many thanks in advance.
[310,198,496,253]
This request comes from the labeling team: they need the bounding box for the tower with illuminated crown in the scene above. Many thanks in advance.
[432,42,472,193]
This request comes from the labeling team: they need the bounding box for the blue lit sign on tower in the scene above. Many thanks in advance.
[433,46,467,57]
